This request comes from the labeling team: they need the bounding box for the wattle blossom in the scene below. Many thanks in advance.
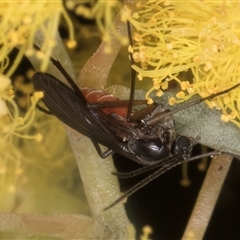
[123,0,240,127]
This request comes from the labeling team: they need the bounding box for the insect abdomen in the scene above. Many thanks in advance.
[81,87,128,118]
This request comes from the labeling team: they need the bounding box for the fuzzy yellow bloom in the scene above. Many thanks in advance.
[0,1,76,196]
[0,1,76,75]
[169,97,176,106]
[67,0,127,51]
[126,0,240,127]
[140,225,153,240]
[0,0,76,77]
[176,91,185,99]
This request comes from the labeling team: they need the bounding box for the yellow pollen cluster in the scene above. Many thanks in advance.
[127,0,240,127]
[0,73,42,195]
[140,225,153,240]
[66,0,127,52]
[0,1,76,75]
[0,1,77,196]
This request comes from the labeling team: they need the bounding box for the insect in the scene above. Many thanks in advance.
[32,24,240,211]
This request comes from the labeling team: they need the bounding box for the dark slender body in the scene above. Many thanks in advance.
[33,72,178,165]
[32,38,240,210]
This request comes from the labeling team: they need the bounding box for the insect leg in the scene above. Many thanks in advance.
[187,150,240,162]
[104,149,236,210]
[36,103,52,115]
[87,99,146,109]
[104,155,184,211]
[129,103,156,121]
[112,154,180,178]
[91,140,115,158]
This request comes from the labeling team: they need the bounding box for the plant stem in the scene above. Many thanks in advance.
[182,154,233,239]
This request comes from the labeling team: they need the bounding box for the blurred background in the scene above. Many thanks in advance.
[1,1,240,239]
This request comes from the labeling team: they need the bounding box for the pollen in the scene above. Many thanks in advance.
[128,45,134,54]
[181,81,190,91]
[156,90,163,97]
[0,74,11,91]
[26,69,35,79]
[65,0,75,10]
[161,81,169,90]
[133,32,143,42]
[147,97,153,105]
[132,52,139,61]
[180,178,191,187]
[203,61,213,72]
[128,1,240,127]
[137,73,143,81]
[163,1,171,6]
[33,91,44,100]
[25,48,34,57]
[223,96,230,105]
[133,12,140,19]
[22,15,33,25]
[169,97,176,106]
[221,114,230,122]
[35,133,43,143]
[187,87,194,94]
[176,91,185,99]
[67,40,77,49]
[208,100,217,109]
[36,51,45,60]
[153,79,160,90]
[141,225,153,240]
[148,17,157,26]
[120,4,131,22]
[193,55,201,63]
[230,111,237,120]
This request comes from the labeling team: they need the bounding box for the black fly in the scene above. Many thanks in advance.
[32,23,240,211]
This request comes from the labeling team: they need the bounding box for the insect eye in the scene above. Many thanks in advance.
[172,135,193,159]
[128,139,171,163]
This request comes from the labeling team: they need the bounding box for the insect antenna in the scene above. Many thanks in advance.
[144,82,240,126]
[33,44,87,105]
[104,155,183,210]
[104,150,224,211]
[126,21,137,120]
[36,103,52,115]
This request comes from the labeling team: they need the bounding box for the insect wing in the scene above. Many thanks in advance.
[33,73,119,140]
[32,73,141,161]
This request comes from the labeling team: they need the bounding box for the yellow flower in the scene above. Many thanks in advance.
[0,1,76,196]
[127,0,240,127]
[67,0,127,50]
[0,1,76,75]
